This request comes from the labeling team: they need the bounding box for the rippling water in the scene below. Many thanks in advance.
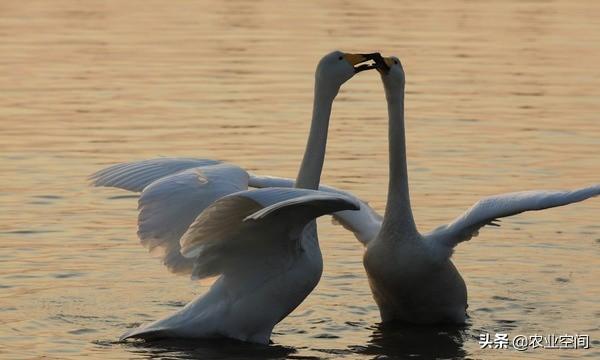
[1,1,599,359]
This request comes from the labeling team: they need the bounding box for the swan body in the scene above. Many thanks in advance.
[91,51,377,343]
[121,187,353,343]
[364,229,468,324]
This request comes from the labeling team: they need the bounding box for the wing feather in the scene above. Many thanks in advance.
[90,157,221,192]
[179,188,359,280]
[427,184,600,250]
[135,164,249,274]
[249,174,382,245]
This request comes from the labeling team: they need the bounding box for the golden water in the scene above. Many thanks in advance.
[1,1,599,359]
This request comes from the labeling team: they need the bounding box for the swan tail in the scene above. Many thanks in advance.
[119,323,172,341]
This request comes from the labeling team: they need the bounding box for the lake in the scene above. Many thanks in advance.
[1,1,599,359]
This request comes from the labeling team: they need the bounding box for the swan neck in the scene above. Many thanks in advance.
[295,82,336,190]
[380,87,418,236]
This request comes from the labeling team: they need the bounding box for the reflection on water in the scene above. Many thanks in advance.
[128,322,472,360]
[353,323,469,359]
[1,0,599,359]
[118,338,295,360]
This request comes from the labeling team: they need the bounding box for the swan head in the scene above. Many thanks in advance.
[315,51,380,95]
[376,56,405,92]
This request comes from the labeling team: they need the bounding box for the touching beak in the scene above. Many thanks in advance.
[374,55,392,75]
[343,53,381,73]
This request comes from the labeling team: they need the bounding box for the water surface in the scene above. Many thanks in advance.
[1,1,599,359]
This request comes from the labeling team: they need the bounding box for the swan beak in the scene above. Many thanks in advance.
[375,56,393,75]
[344,53,381,73]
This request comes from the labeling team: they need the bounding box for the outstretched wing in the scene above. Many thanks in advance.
[90,157,221,192]
[249,174,382,245]
[135,163,249,274]
[427,184,600,252]
[179,188,360,280]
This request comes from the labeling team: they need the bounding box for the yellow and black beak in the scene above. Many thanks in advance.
[343,53,382,73]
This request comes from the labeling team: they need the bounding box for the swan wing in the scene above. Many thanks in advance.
[249,174,382,245]
[427,184,600,251]
[90,157,221,192]
[136,164,249,274]
[179,188,360,280]
[329,203,383,246]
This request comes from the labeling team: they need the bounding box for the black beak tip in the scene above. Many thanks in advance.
[372,53,390,74]
[359,52,381,61]
[355,52,390,74]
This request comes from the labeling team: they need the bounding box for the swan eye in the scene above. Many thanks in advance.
[338,56,343,60]
[394,59,399,65]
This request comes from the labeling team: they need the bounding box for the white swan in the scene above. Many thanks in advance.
[250,55,600,324]
[90,51,378,343]
[363,56,600,324]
